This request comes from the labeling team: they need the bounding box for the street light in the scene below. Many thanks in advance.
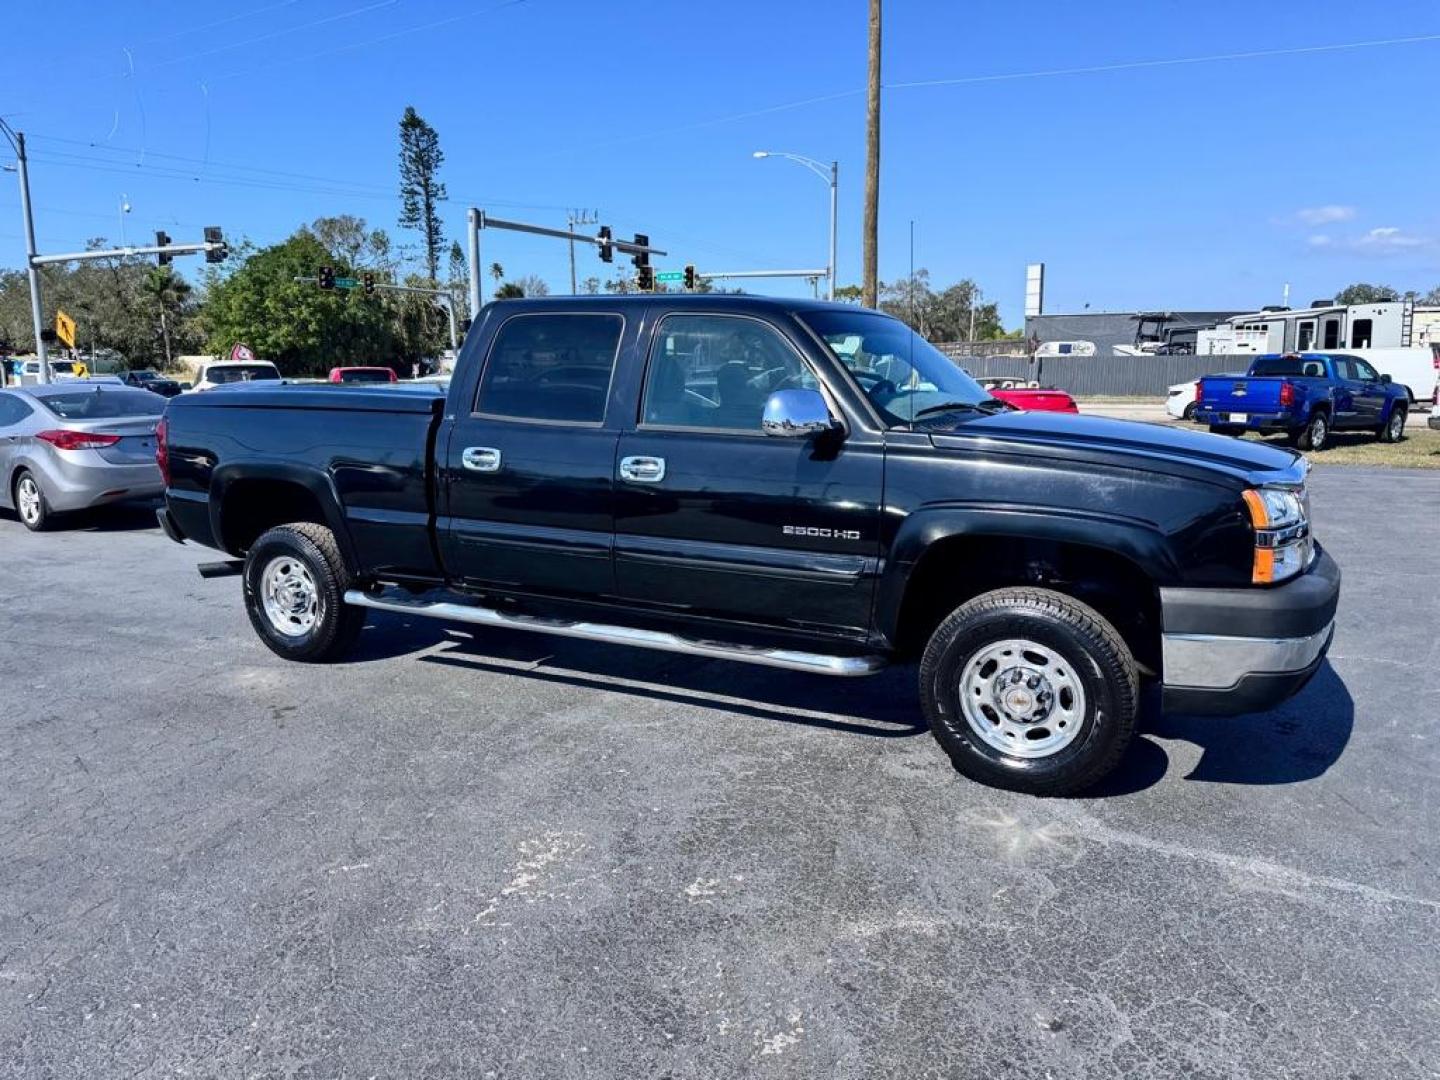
[753,150,838,302]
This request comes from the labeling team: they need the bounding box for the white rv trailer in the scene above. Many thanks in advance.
[1196,300,1437,402]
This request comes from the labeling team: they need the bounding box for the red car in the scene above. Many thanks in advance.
[328,366,398,384]
[978,378,1078,413]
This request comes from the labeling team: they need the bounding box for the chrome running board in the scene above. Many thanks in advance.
[343,589,888,677]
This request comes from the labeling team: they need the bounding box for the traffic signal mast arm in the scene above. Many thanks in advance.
[29,236,227,266]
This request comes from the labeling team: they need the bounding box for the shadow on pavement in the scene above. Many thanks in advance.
[0,499,161,533]
[349,611,1354,789]
[1088,662,1354,796]
[351,611,925,740]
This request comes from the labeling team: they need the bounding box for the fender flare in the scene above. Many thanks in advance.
[874,505,1178,647]
[209,460,357,568]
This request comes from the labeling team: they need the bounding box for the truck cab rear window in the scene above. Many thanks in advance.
[475,313,623,424]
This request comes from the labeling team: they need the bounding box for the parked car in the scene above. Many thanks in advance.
[0,383,165,530]
[1196,352,1409,450]
[976,378,1078,413]
[191,360,283,392]
[158,295,1339,797]
[118,370,184,397]
[1166,373,1246,421]
[328,366,398,384]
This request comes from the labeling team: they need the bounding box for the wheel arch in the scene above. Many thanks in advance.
[210,463,357,570]
[877,508,1172,670]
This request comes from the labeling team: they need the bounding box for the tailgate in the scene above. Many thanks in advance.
[1200,376,1284,413]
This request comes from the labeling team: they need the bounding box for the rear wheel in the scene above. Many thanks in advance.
[1295,411,1329,451]
[920,588,1138,796]
[13,470,51,531]
[1182,402,1197,422]
[1378,405,1406,443]
[243,523,365,662]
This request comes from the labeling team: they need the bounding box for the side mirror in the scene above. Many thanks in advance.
[1379,373,1392,384]
[761,388,839,438]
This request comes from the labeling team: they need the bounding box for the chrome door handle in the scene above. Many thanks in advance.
[619,455,666,483]
[462,446,502,473]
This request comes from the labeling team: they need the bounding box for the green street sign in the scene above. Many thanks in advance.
[334,276,359,288]
[655,271,684,283]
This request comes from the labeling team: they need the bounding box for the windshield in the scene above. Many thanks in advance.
[208,364,280,384]
[50,361,76,374]
[38,388,166,419]
[800,309,993,426]
[339,368,393,383]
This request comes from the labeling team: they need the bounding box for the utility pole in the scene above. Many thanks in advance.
[566,209,598,295]
[467,208,483,320]
[1,121,51,383]
[862,0,882,309]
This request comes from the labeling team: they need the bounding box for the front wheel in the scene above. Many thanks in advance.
[243,523,365,662]
[1378,406,1406,443]
[1295,412,1329,451]
[920,588,1139,796]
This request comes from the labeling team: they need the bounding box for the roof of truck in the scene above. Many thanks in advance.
[480,294,865,316]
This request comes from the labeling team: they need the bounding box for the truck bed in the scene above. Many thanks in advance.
[162,383,446,579]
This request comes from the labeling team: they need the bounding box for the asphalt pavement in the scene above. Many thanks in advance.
[2,470,1437,1079]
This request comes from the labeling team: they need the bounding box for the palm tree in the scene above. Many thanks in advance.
[142,267,191,368]
[489,262,504,285]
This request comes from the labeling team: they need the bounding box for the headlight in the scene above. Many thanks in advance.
[1242,485,1311,584]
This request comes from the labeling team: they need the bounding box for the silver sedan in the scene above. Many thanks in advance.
[0,383,165,531]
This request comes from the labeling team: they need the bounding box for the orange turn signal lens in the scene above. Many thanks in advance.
[1252,547,1275,584]
[1242,488,1270,529]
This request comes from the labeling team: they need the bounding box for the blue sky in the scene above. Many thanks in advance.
[4,0,1439,327]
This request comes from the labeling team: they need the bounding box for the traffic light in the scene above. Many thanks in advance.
[318,266,335,290]
[597,225,613,263]
[363,272,376,295]
[636,265,655,292]
[684,264,696,290]
[631,233,650,270]
[203,226,228,264]
[155,231,172,266]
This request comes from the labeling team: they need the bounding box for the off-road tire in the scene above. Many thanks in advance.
[243,523,365,662]
[920,587,1139,796]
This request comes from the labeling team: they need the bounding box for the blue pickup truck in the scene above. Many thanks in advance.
[1196,352,1410,450]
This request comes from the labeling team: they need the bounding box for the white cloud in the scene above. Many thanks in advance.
[1295,205,1357,226]
[1355,226,1428,252]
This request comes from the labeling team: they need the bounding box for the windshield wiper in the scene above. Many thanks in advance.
[911,401,985,419]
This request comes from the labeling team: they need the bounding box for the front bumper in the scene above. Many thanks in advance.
[1159,547,1341,715]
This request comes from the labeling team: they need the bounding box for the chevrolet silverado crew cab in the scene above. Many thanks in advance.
[157,295,1340,795]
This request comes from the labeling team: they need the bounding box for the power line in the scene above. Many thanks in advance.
[130,0,305,46]
[888,32,1440,89]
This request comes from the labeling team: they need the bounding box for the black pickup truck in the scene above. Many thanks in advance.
[157,295,1340,795]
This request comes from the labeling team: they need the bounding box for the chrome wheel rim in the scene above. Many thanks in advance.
[958,638,1087,758]
[259,555,322,637]
[1311,416,1327,448]
[16,477,41,525]
[1389,412,1404,439]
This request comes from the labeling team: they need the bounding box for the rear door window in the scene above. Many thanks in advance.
[475,313,623,424]
[0,393,35,427]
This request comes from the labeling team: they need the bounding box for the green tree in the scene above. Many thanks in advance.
[203,227,397,375]
[1333,282,1397,304]
[141,267,192,368]
[397,106,447,283]
[494,282,525,299]
[513,274,549,298]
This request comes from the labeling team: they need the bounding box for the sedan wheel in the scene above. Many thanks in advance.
[14,471,49,531]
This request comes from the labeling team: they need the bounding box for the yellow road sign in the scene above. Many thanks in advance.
[55,310,76,349]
